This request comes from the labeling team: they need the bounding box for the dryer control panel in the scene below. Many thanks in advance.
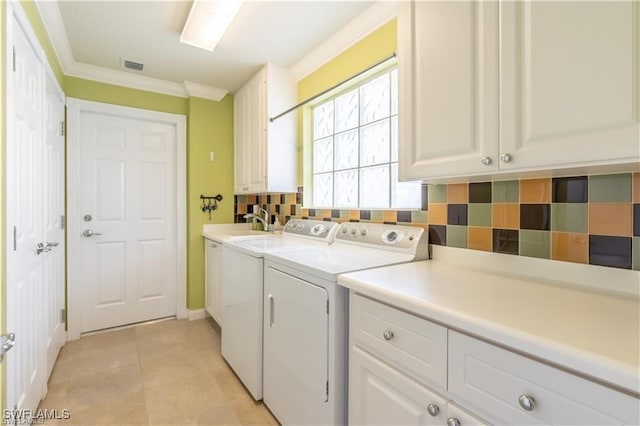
[334,223,429,259]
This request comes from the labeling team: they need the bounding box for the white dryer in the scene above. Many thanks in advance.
[261,222,429,425]
[221,219,338,400]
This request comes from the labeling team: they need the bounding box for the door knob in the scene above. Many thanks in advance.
[0,333,15,363]
[82,229,102,237]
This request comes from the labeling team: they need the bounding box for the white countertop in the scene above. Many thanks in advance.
[201,223,279,243]
[338,249,640,395]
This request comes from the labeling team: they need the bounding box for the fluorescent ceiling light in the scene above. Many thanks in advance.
[180,0,244,51]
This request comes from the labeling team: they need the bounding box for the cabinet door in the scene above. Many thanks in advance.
[398,0,499,180]
[233,69,267,194]
[204,240,222,325]
[350,345,447,425]
[500,1,640,170]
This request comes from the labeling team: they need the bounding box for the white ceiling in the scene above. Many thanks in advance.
[45,1,388,96]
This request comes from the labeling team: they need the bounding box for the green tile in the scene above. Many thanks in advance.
[340,210,350,218]
[633,237,640,271]
[493,180,519,203]
[236,194,247,204]
[589,173,632,202]
[447,225,468,248]
[371,210,383,221]
[428,184,447,203]
[468,204,492,227]
[551,203,587,233]
[519,230,551,259]
[411,210,429,223]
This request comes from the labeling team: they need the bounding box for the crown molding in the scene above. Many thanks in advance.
[183,81,228,101]
[291,1,398,82]
[35,0,228,100]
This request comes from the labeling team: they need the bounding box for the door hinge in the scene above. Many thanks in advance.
[12,46,16,72]
[60,214,65,230]
[59,121,65,136]
[60,309,66,323]
[12,226,17,251]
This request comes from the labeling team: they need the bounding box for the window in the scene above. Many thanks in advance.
[311,68,421,209]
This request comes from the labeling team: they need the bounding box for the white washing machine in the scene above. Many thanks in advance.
[261,222,429,425]
[221,219,338,400]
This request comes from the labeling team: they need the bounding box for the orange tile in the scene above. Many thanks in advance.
[492,204,519,229]
[551,232,589,264]
[286,194,297,205]
[468,227,492,252]
[589,204,632,237]
[300,208,309,217]
[634,173,640,203]
[447,184,468,203]
[236,204,247,214]
[428,204,447,225]
[349,210,360,220]
[383,211,397,222]
[520,178,551,203]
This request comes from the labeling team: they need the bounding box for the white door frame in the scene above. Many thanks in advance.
[66,98,187,340]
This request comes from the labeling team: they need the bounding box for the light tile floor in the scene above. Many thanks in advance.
[40,318,279,426]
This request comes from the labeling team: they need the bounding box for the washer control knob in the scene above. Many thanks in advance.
[427,404,440,417]
[341,227,348,234]
[311,224,326,236]
[360,229,368,237]
[350,228,357,236]
[382,230,404,244]
[383,330,394,341]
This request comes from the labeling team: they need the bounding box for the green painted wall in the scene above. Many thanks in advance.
[296,19,397,185]
[187,96,235,308]
[66,79,235,310]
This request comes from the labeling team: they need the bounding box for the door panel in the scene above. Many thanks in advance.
[75,109,178,333]
[6,11,45,412]
[263,266,329,425]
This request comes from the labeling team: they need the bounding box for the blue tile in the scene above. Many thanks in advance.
[552,176,588,203]
[447,204,468,226]
[493,229,519,255]
[397,210,412,223]
[634,204,640,237]
[520,204,550,231]
[589,235,632,269]
[429,225,447,246]
[469,182,492,203]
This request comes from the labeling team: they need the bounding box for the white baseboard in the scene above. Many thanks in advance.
[187,309,207,321]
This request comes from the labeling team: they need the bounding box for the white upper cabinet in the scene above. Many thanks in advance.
[399,0,640,181]
[234,63,298,194]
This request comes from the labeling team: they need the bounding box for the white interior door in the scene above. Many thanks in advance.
[43,69,66,379]
[6,6,45,413]
[67,99,186,336]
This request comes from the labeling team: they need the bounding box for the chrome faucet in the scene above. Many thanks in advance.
[243,208,270,231]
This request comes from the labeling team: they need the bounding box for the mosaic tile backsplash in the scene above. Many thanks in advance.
[234,173,640,271]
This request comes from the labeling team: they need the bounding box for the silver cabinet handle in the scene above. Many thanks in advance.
[481,156,492,166]
[268,294,274,327]
[210,243,217,248]
[82,229,102,237]
[46,242,60,249]
[0,333,15,363]
[383,330,394,341]
[447,418,461,426]
[500,153,512,163]
[518,394,536,411]
[427,403,439,417]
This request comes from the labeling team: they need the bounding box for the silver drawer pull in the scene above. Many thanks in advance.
[427,403,439,417]
[447,417,461,426]
[518,394,536,411]
[383,330,394,341]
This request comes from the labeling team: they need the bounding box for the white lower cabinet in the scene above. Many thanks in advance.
[350,345,448,425]
[204,239,222,325]
[348,293,639,425]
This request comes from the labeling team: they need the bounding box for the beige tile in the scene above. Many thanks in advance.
[49,341,139,384]
[44,390,148,426]
[59,328,137,361]
[492,204,519,229]
[589,203,632,237]
[136,319,218,359]
[447,183,468,203]
[140,346,221,389]
[520,178,551,203]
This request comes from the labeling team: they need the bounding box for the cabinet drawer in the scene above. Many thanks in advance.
[350,293,447,389]
[448,331,639,425]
